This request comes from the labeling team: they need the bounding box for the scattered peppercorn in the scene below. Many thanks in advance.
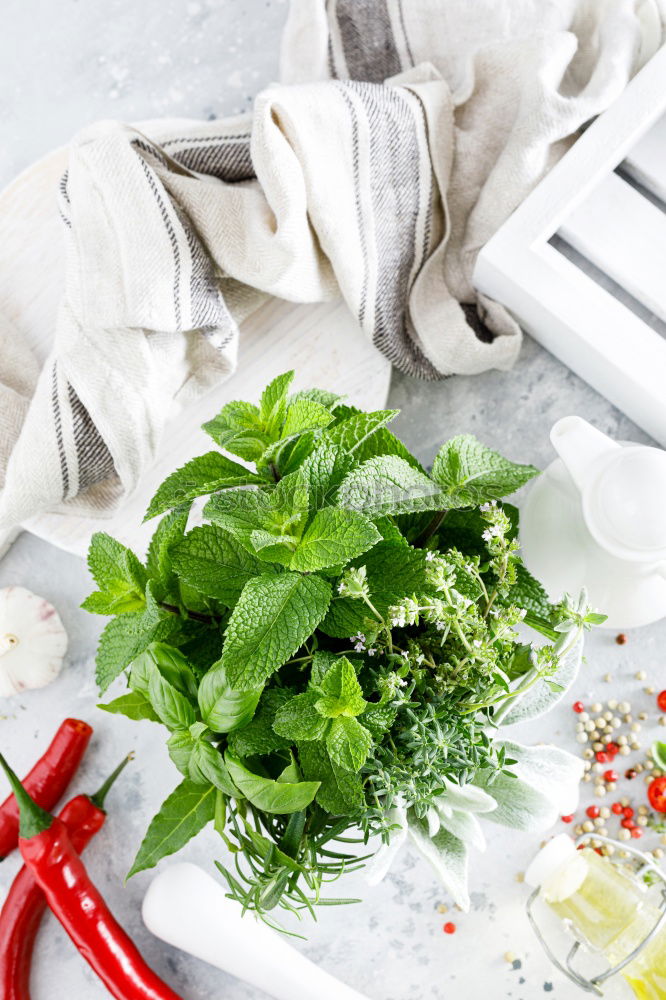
[443,922,456,934]
[625,769,638,780]
[604,770,619,783]
[586,805,600,819]
[561,815,574,824]
[611,802,624,815]
[615,634,627,645]
[573,701,585,714]
[657,691,666,713]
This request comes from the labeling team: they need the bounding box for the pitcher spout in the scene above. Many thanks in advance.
[550,416,620,494]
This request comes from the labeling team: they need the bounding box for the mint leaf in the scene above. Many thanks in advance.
[273,691,329,741]
[290,509,381,572]
[315,657,366,718]
[336,455,446,516]
[225,753,319,814]
[301,440,354,508]
[506,563,552,617]
[198,662,262,733]
[221,572,331,689]
[249,529,297,566]
[203,401,269,462]
[171,524,264,605]
[281,398,333,438]
[322,541,427,638]
[360,701,397,739]
[145,452,263,521]
[204,488,270,551]
[310,650,338,685]
[95,586,177,693]
[206,471,309,556]
[146,509,188,593]
[83,532,147,615]
[431,435,539,507]
[127,779,216,878]
[297,741,363,815]
[325,408,398,452]
[354,426,424,470]
[289,387,342,409]
[226,688,293,757]
[98,691,160,723]
[326,716,372,771]
[260,370,294,435]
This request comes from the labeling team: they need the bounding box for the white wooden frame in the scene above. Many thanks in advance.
[474,44,666,447]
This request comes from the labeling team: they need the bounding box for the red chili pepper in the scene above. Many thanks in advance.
[648,775,666,814]
[0,754,183,1000]
[0,719,92,860]
[0,754,132,1000]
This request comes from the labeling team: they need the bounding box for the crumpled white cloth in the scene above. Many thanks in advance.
[0,0,663,534]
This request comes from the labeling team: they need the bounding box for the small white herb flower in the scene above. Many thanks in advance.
[425,551,436,562]
[337,565,369,600]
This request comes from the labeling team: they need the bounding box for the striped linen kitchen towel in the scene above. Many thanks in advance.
[0,0,663,535]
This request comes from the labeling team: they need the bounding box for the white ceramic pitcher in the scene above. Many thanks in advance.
[520,415,666,629]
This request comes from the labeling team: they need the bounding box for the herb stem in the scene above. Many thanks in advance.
[159,602,220,625]
[415,510,448,548]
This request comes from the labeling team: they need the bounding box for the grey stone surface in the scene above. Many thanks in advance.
[0,3,661,999]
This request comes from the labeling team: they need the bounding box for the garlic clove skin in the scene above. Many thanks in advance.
[0,586,68,697]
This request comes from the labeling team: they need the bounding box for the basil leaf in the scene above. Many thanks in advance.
[198,663,262,733]
[148,667,197,731]
[98,692,160,724]
[225,753,320,814]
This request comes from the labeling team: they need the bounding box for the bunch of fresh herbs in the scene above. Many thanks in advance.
[85,371,601,927]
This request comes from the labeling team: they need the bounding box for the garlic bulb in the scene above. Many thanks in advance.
[0,587,68,697]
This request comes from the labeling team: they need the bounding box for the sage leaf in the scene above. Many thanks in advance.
[127,779,216,878]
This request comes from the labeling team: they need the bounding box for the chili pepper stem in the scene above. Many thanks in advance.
[0,754,52,839]
[89,752,135,811]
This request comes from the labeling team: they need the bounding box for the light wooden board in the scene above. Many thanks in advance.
[474,47,666,447]
[0,123,391,558]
